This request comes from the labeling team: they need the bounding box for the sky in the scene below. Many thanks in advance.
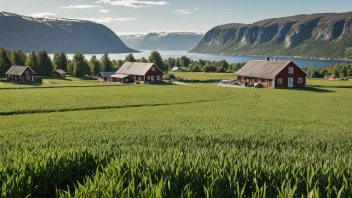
[1,0,352,35]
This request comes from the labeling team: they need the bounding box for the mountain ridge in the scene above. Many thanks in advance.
[190,12,352,60]
[0,11,137,53]
[120,32,204,51]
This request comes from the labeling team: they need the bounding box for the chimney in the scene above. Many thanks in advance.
[266,57,270,61]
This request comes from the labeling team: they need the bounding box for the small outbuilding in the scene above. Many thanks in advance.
[51,69,66,78]
[5,65,36,82]
[171,67,181,72]
[98,72,116,82]
[328,75,337,80]
[235,58,308,88]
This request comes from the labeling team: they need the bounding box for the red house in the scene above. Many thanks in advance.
[235,58,308,88]
[5,66,36,82]
[111,62,163,83]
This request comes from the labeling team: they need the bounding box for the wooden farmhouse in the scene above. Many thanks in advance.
[98,72,116,82]
[5,66,36,82]
[235,58,308,88]
[111,62,163,83]
[51,69,66,78]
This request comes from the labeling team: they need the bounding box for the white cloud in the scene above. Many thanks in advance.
[96,0,168,8]
[173,10,192,14]
[99,9,111,13]
[29,12,57,18]
[195,8,199,10]
[77,17,138,23]
[60,5,103,9]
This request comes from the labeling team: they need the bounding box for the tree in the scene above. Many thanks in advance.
[125,53,136,62]
[311,70,320,78]
[36,51,53,76]
[0,48,12,77]
[100,53,113,72]
[25,51,38,72]
[10,50,27,65]
[139,57,148,63]
[89,55,100,76]
[202,64,217,72]
[53,52,68,71]
[72,53,89,77]
[180,56,191,67]
[148,51,165,71]
[67,60,73,75]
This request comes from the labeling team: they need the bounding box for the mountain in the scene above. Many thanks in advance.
[119,32,204,51]
[0,11,137,53]
[191,12,352,60]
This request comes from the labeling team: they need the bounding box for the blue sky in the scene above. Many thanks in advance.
[1,0,352,35]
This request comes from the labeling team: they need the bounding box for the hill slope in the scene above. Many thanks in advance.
[191,12,352,60]
[120,32,204,51]
[0,12,137,53]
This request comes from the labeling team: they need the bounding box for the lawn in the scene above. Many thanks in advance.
[0,76,117,88]
[170,72,236,80]
[0,81,352,197]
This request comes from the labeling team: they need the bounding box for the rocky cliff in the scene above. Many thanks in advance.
[120,32,204,51]
[0,12,137,53]
[191,12,352,59]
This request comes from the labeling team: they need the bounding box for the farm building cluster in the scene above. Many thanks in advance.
[3,59,312,88]
[98,62,164,84]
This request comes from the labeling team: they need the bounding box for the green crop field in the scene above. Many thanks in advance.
[0,80,352,197]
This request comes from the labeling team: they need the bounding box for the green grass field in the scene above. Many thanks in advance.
[0,78,352,197]
[0,76,117,88]
[170,72,237,80]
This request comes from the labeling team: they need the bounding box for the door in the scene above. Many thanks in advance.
[151,76,154,82]
[288,78,293,88]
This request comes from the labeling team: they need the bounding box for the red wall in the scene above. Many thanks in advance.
[112,76,131,83]
[144,65,163,83]
[275,62,307,88]
[237,76,273,88]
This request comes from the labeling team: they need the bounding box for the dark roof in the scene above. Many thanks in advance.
[5,66,36,76]
[52,69,66,75]
[99,72,116,77]
[117,62,162,76]
[235,60,298,79]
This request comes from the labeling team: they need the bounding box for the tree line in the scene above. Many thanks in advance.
[303,63,352,78]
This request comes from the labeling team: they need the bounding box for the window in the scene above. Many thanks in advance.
[298,78,303,83]
[264,80,268,85]
[151,67,155,71]
[278,78,283,84]
[25,71,29,75]
[125,79,129,82]
[288,67,294,74]
[151,76,154,81]
[251,79,255,83]
[258,79,261,83]
[241,77,244,81]
[157,75,160,81]
[133,76,136,80]
[138,76,141,80]
[148,76,150,80]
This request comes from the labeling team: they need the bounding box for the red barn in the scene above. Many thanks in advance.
[235,59,308,88]
[5,66,36,82]
[112,62,163,83]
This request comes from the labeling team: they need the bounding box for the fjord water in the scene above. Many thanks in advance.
[67,51,352,69]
